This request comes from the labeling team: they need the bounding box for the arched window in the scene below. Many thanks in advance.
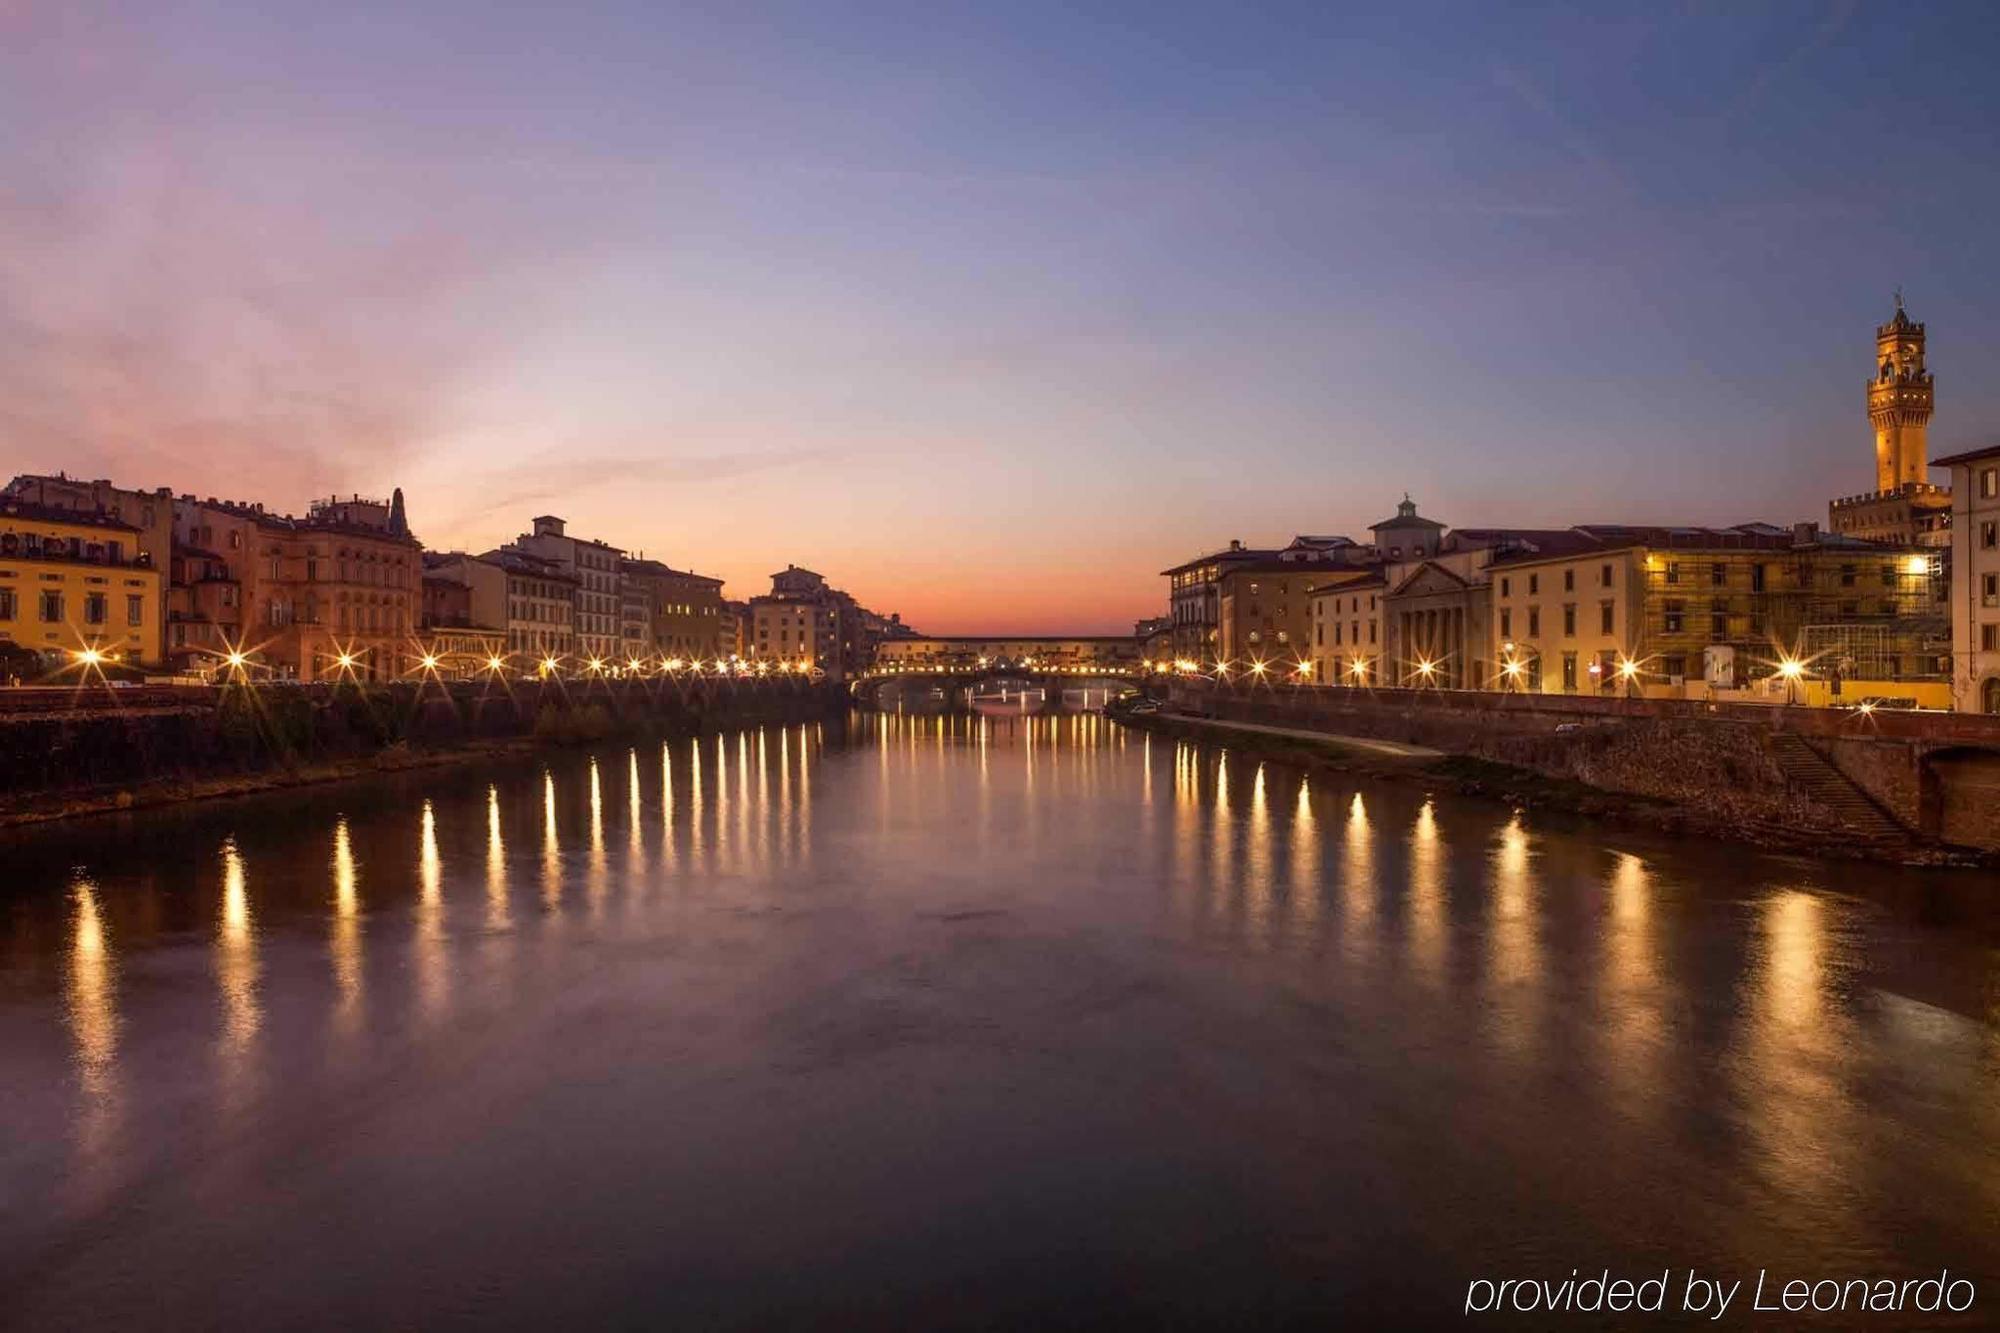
[1983,677,2000,714]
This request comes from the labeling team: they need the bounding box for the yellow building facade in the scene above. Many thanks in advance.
[1306,573,1385,684]
[0,501,165,670]
[1490,526,1948,704]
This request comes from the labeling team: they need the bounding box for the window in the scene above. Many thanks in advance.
[1528,573,1540,595]
[1499,608,1511,638]
[1663,600,1684,633]
[1840,564,1857,587]
[1985,624,2000,653]
[1984,573,1999,607]
[1600,602,1614,634]
[1750,563,1766,593]
[1563,569,1575,592]
[1665,563,1680,585]
[1599,563,1612,588]
[1528,607,1541,637]
[1983,467,1999,499]
[1661,655,1687,680]
[40,590,62,622]
[1984,521,1998,550]
[0,589,13,620]
[1500,577,1511,597]
[84,593,106,625]
[1710,562,1725,586]
[1710,603,1727,640]
[1561,651,1577,692]
[1562,605,1576,637]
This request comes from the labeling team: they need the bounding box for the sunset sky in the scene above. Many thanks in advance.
[5,2,2000,633]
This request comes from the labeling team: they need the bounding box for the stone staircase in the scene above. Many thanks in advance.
[1770,733,1909,844]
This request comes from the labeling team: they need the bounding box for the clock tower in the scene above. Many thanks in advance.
[1829,296,1951,548]
[1869,293,1934,490]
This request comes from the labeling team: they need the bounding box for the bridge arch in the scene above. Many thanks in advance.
[1918,744,2000,851]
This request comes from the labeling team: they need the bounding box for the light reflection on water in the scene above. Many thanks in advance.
[3,713,1997,1328]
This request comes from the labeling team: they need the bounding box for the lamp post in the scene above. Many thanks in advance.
[1616,656,1640,699]
[1778,656,1804,706]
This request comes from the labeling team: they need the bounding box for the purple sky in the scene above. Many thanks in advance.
[4,2,1998,632]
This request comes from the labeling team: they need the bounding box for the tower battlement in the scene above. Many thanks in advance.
[1867,296,1933,492]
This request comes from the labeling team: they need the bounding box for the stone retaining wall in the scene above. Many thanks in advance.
[0,678,843,797]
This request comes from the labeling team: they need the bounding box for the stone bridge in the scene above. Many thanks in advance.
[853,665,1141,712]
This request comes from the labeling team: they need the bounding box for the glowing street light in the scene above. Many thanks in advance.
[419,653,440,672]
[1776,654,1805,704]
[487,656,507,673]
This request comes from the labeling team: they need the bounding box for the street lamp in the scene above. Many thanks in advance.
[1777,655,1805,705]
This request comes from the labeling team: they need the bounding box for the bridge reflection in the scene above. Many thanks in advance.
[860,671,1137,714]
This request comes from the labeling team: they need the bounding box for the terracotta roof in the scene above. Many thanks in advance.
[0,498,141,534]
[1306,571,1386,595]
[1158,546,1280,576]
[478,546,582,581]
[1218,558,1354,578]
[1368,513,1446,531]
[1932,443,2000,468]
[621,556,723,586]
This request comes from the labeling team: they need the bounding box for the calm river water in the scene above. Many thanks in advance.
[2,713,1996,1328]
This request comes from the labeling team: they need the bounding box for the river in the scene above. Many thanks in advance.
[2,713,1996,1328]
